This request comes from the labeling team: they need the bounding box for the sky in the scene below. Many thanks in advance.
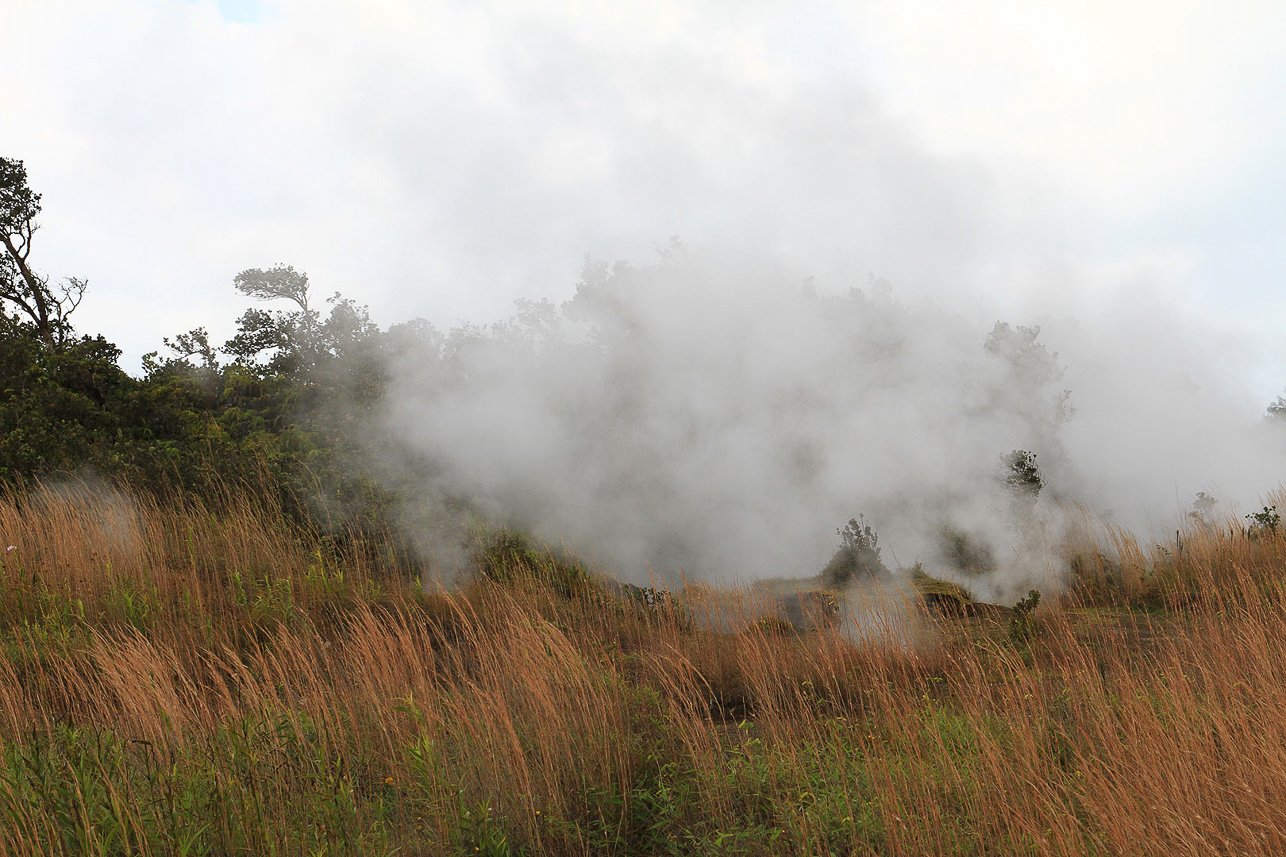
[5,0,1286,405]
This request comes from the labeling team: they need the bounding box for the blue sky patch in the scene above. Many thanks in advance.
[215,0,262,24]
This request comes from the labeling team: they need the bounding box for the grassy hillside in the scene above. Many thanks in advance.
[0,484,1285,855]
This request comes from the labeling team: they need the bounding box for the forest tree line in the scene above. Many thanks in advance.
[6,155,1285,547]
[0,156,433,534]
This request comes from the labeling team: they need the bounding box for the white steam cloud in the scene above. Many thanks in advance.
[366,248,1285,601]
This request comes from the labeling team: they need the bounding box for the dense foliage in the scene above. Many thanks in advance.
[0,292,406,519]
[0,158,439,535]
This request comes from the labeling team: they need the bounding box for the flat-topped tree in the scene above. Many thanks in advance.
[224,264,322,376]
[233,264,311,313]
[0,158,85,352]
[224,264,381,383]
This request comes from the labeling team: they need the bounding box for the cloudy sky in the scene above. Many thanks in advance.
[6,0,1286,403]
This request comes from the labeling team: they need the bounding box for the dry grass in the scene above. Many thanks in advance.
[1,481,1286,854]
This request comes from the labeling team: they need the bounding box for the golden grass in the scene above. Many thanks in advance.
[1,482,1286,854]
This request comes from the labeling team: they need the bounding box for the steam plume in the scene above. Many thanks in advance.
[365,248,1286,601]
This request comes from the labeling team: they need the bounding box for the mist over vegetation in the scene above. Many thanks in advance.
[373,252,1073,598]
[6,0,1286,848]
[370,249,1286,599]
[4,155,1286,601]
[10,132,1286,852]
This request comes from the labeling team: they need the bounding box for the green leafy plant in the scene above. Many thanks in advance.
[476,528,596,599]
[1008,589,1041,642]
[1246,506,1280,540]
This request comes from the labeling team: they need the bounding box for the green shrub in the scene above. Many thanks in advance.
[1246,505,1280,540]
[937,526,997,577]
[820,515,891,585]
[1008,589,1041,642]
[475,529,596,599]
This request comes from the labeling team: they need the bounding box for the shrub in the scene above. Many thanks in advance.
[819,515,891,585]
[475,528,597,599]
[1001,449,1043,498]
[1246,506,1280,540]
[1008,589,1041,642]
[937,526,997,577]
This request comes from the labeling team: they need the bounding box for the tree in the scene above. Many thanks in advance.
[224,264,383,383]
[1267,394,1286,422]
[0,314,133,481]
[233,263,311,312]
[225,265,322,376]
[163,327,219,371]
[0,158,85,351]
[984,322,1063,387]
